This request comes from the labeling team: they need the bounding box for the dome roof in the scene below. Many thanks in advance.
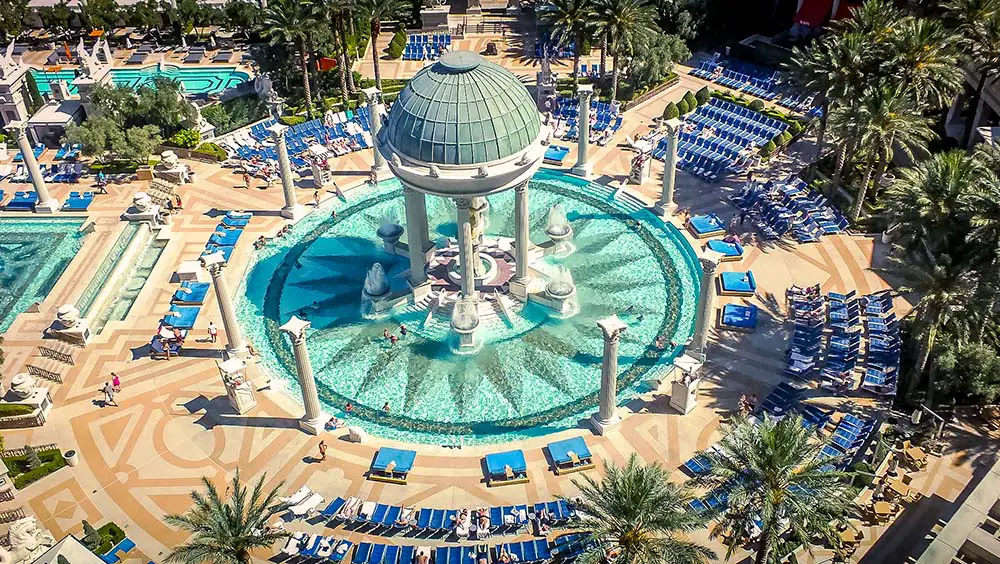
[382,51,542,166]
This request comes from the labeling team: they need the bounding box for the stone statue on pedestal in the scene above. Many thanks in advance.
[0,518,56,564]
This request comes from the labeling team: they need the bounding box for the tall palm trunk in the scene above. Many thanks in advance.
[306,35,323,102]
[755,520,777,564]
[572,31,582,88]
[871,152,890,201]
[298,41,314,118]
[611,49,620,102]
[599,30,608,79]
[829,141,853,198]
[849,158,876,222]
[370,20,384,90]
[339,16,355,93]
[335,22,349,101]
[964,72,989,149]
[908,318,939,400]
[815,92,829,163]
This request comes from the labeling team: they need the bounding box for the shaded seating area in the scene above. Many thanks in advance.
[61,191,95,211]
[403,33,452,61]
[163,305,200,330]
[172,281,210,305]
[687,212,726,238]
[150,335,182,359]
[485,449,529,486]
[730,177,848,242]
[706,239,744,261]
[719,271,757,296]
[546,436,595,475]
[369,447,416,484]
[719,304,758,332]
[543,145,570,165]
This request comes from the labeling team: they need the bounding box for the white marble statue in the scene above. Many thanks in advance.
[0,518,56,564]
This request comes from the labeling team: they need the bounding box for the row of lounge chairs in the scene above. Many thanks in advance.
[534,40,574,59]
[817,414,878,471]
[54,143,82,160]
[403,34,452,60]
[690,55,819,114]
[860,292,900,396]
[0,189,93,211]
[730,177,848,243]
[12,143,45,162]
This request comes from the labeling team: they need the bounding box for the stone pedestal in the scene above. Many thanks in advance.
[571,85,594,179]
[669,377,701,415]
[47,304,90,346]
[511,182,531,299]
[218,357,257,414]
[590,315,627,435]
[280,315,331,435]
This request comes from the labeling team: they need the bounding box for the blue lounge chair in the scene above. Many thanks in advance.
[369,447,416,484]
[320,497,346,519]
[546,436,595,475]
[485,449,529,486]
[687,213,726,238]
[543,145,570,165]
[209,227,242,246]
[222,215,250,228]
[4,191,37,211]
[719,271,757,296]
[164,305,200,330]
[706,239,744,261]
[172,281,210,305]
[331,540,352,563]
[719,304,758,332]
[351,542,371,564]
[62,191,94,211]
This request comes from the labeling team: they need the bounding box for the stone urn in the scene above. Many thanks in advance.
[9,373,35,400]
[133,192,153,213]
[63,450,79,467]
[55,304,80,329]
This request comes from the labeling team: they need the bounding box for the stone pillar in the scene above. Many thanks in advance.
[269,123,301,219]
[690,254,720,356]
[591,315,627,435]
[403,185,430,298]
[8,121,58,213]
[510,182,531,299]
[655,119,683,216]
[456,197,476,299]
[280,316,331,435]
[571,84,594,178]
[201,252,247,357]
[362,87,387,173]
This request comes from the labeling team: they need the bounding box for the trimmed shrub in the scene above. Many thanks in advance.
[749,99,765,112]
[676,98,690,115]
[682,90,697,109]
[789,120,804,135]
[760,140,776,157]
[279,115,306,126]
[167,129,201,149]
[95,522,126,555]
[0,404,34,417]
[195,142,228,161]
[387,30,406,60]
[201,95,269,136]
[695,86,710,106]
[777,130,793,146]
[662,102,679,120]
[25,446,41,470]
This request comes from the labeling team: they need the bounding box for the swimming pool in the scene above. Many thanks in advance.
[0,218,86,332]
[237,170,702,444]
[31,65,250,96]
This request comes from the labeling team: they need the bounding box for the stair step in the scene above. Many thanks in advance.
[25,358,65,383]
[37,341,78,365]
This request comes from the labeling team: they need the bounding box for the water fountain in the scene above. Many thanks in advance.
[545,204,575,257]
[450,297,481,354]
[360,263,392,318]
[545,265,579,317]
[376,209,404,251]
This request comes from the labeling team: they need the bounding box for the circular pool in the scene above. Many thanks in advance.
[237,170,701,444]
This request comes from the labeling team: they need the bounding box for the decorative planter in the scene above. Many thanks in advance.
[63,450,79,467]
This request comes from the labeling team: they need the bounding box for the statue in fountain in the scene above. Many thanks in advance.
[361,264,392,318]
[545,204,575,257]
[545,266,578,317]
[469,197,490,276]
[376,209,404,251]
[450,297,480,353]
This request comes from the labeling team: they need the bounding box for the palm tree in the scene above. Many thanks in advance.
[946,0,1000,148]
[695,415,857,564]
[833,0,903,42]
[599,0,658,100]
[887,17,963,109]
[263,0,317,118]
[962,143,1000,341]
[883,150,982,253]
[165,470,289,564]
[888,239,976,402]
[567,454,715,564]
[539,0,596,88]
[360,0,409,91]
[847,84,936,222]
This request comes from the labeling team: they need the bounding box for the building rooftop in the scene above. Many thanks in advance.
[382,51,541,167]
[28,100,83,125]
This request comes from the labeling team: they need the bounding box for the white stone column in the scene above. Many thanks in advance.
[200,252,247,357]
[456,197,476,299]
[655,119,683,216]
[280,316,331,435]
[362,87,388,173]
[510,181,531,299]
[8,121,58,213]
[590,315,627,435]
[269,123,301,219]
[571,84,594,178]
[690,254,721,356]
[403,186,430,294]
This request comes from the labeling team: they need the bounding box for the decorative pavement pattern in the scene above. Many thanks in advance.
[2,42,998,564]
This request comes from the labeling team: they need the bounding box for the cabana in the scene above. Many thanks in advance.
[719,303,758,332]
[687,213,726,238]
[485,449,529,486]
[163,305,201,329]
[172,281,211,305]
[719,271,757,296]
[369,447,416,484]
[706,239,744,261]
[546,436,595,475]
[62,191,94,211]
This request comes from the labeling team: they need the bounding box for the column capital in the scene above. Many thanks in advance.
[576,84,594,102]
[455,197,471,210]
[361,86,382,104]
[267,123,288,140]
[200,251,228,275]
[662,117,684,138]
[514,180,528,194]
[280,315,311,342]
[597,315,628,342]
[4,120,27,137]
[700,255,720,275]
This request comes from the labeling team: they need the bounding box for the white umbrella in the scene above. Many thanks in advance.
[181,35,187,49]
[125,37,132,49]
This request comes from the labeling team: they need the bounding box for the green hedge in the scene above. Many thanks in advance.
[3,448,67,489]
[167,129,200,149]
[676,98,690,114]
[0,404,35,417]
[279,115,307,126]
[194,142,228,161]
[95,522,126,555]
[760,140,776,158]
[662,101,679,119]
[387,30,406,60]
[695,86,710,106]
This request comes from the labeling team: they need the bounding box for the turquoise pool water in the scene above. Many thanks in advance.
[31,65,250,96]
[236,170,702,444]
[0,218,86,332]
